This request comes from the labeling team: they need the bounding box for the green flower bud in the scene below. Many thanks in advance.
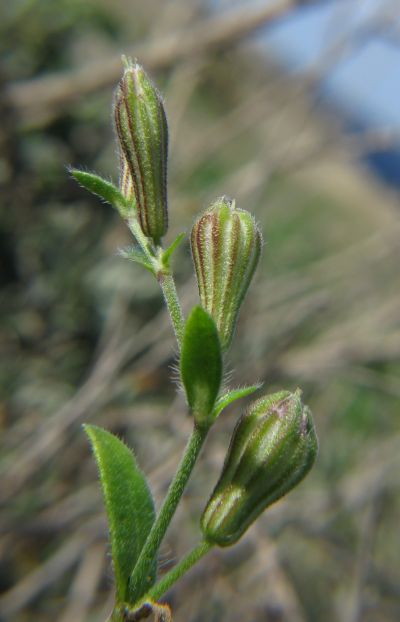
[191,197,262,351]
[201,389,318,546]
[114,59,168,245]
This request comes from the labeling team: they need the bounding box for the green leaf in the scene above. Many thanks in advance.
[84,425,156,602]
[118,245,156,275]
[180,306,222,426]
[70,169,132,218]
[211,384,263,421]
[161,232,185,269]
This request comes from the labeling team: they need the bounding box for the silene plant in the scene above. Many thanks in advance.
[71,58,318,622]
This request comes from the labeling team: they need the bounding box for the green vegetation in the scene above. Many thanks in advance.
[0,2,399,621]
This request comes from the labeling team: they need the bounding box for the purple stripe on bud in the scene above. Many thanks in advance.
[114,60,168,244]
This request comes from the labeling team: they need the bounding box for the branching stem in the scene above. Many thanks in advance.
[128,218,184,348]
[144,540,213,603]
[128,218,155,261]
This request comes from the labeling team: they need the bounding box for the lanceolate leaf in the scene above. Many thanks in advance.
[70,169,132,218]
[211,384,263,421]
[118,245,156,275]
[84,425,156,602]
[161,232,185,269]
[180,306,222,426]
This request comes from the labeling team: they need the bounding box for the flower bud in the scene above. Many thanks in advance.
[191,197,262,351]
[201,390,318,546]
[114,59,168,244]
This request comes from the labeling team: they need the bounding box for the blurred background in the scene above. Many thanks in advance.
[1,1,399,621]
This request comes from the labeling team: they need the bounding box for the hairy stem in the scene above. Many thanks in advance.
[127,217,157,259]
[145,540,213,603]
[128,218,184,347]
[158,272,185,348]
[129,425,208,602]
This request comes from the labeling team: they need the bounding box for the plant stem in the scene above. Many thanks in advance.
[128,218,155,259]
[158,271,185,348]
[129,425,208,601]
[145,540,213,603]
[128,218,184,348]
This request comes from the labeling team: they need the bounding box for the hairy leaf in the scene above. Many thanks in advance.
[84,425,156,602]
[70,169,132,218]
[180,306,222,426]
[118,245,156,274]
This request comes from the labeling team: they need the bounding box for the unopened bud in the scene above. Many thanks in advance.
[201,390,318,546]
[114,59,168,245]
[191,197,262,350]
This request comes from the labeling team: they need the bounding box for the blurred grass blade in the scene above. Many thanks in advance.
[84,424,156,602]
[180,306,222,426]
[70,169,131,218]
[212,384,262,420]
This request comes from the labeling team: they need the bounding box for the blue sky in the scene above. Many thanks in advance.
[211,0,400,131]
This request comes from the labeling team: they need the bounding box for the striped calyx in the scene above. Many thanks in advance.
[114,59,168,245]
[201,390,318,546]
[190,197,262,351]
[119,151,135,205]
